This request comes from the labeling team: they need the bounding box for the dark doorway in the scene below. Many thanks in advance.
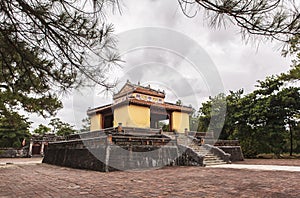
[150,113,170,131]
[32,143,41,155]
[103,114,113,128]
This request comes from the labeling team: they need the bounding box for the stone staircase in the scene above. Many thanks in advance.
[177,135,228,166]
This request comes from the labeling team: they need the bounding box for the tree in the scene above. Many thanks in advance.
[293,123,300,153]
[231,92,263,157]
[281,35,300,83]
[0,35,63,117]
[158,121,170,132]
[80,117,91,132]
[189,106,199,131]
[0,0,119,118]
[178,0,300,43]
[0,112,31,148]
[49,118,76,137]
[236,77,300,157]
[197,99,212,132]
[219,90,243,139]
[33,124,51,135]
[197,74,300,157]
[275,87,300,156]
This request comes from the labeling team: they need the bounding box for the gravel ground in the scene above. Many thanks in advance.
[0,158,299,197]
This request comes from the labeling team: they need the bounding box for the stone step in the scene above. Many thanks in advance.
[205,159,222,162]
[204,159,225,163]
[198,152,214,155]
[196,153,215,157]
[195,149,210,152]
[205,159,223,162]
[203,154,218,157]
[205,156,223,160]
[198,149,227,165]
[204,157,220,160]
[204,158,225,161]
[178,140,228,166]
[205,162,227,166]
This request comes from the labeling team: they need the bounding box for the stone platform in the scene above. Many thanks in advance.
[43,127,238,171]
[43,128,207,171]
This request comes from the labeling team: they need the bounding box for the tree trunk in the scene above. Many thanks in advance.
[289,123,293,156]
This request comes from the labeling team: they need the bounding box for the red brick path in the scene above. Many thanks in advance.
[0,162,300,197]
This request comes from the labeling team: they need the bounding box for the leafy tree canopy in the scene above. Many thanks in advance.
[178,0,300,43]
[0,0,120,117]
[49,118,76,137]
[80,117,91,132]
[0,34,63,117]
[33,124,51,135]
[0,112,31,148]
[197,68,300,157]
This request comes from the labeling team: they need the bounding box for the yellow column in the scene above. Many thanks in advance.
[90,114,102,131]
[171,112,190,133]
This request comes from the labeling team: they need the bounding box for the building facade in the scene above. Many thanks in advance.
[87,81,193,133]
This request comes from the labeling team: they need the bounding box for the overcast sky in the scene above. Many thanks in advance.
[29,0,292,130]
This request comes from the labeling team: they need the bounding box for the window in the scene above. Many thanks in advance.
[136,94,141,99]
[148,96,152,101]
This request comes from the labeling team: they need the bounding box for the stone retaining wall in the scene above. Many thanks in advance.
[0,148,28,158]
[43,136,204,172]
[218,146,244,161]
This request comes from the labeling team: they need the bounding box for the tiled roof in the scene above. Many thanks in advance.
[127,98,192,113]
[113,81,165,99]
[87,104,113,115]
[87,99,193,115]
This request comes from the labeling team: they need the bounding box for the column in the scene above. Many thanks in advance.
[28,139,33,157]
[40,141,45,156]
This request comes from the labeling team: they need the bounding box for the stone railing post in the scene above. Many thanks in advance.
[184,128,188,136]
[117,123,123,133]
[175,132,179,145]
[159,128,163,134]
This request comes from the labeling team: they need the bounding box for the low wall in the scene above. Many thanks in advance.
[43,136,204,172]
[0,148,28,158]
[218,146,244,161]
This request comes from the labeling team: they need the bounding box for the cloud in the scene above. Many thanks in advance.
[28,0,292,129]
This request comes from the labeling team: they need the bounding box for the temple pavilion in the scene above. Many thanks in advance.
[87,81,193,133]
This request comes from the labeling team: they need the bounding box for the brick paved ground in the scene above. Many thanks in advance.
[0,160,300,197]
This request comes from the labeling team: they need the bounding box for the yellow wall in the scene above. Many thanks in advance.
[114,105,150,128]
[171,112,190,133]
[90,114,102,131]
[90,106,190,132]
